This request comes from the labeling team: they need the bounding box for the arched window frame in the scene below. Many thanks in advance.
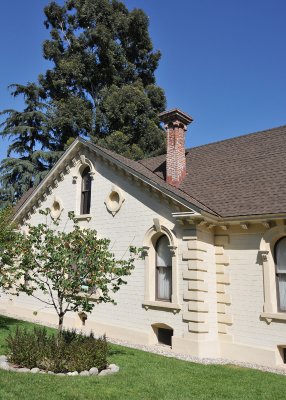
[274,237,286,312]
[155,235,172,302]
[142,224,181,312]
[80,166,92,215]
[260,226,286,323]
[72,155,95,219]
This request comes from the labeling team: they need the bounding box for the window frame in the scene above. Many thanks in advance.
[142,225,181,312]
[80,166,92,215]
[274,237,286,312]
[260,225,286,323]
[155,235,172,302]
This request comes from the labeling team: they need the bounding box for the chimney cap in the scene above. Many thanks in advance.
[159,108,193,126]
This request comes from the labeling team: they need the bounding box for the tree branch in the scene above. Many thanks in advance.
[58,20,71,47]
[45,278,59,315]
[29,293,55,308]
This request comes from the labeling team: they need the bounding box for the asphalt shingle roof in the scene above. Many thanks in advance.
[139,125,286,217]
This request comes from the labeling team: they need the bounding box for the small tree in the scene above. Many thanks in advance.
[0,210,138,332]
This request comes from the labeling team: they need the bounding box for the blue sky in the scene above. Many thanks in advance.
[1,0,286,161]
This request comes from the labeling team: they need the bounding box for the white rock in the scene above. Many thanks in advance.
[67,371,79,376]
[0,355,7,363]
[17,368,31,373]
[0,362,9,367]
[48,371,55,375]
[108,364,119,372]
[98,369,115,376]
[0,364,10,371]
[31,368,40,373]
[89,367,99,376]
[56,373,66,376]
[79,370,89,376]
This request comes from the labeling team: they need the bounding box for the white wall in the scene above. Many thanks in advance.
[5,149,189,343]
[225,231,286,356]
[5,146,286,366]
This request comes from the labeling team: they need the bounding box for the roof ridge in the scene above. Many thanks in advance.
[139,124,286,163]
[186,123,286,152]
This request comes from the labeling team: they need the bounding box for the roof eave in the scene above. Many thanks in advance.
[172,210,286,226]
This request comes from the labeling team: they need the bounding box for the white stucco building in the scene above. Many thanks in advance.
[4,108,286,368]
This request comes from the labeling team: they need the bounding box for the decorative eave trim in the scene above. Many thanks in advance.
[12,139,83,222]
[172,211,286,230]
[221,212,286,223]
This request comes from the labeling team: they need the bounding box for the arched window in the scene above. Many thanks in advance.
[275,237,286,311]
[81,167,92,214]
[156,236,172,301]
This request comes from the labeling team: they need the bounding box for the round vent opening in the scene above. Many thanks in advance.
[109,191,120,206]
[105,186,125,216]
[53,201,60,211]
[50,198,63,220]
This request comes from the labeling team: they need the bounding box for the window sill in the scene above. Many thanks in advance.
[261,312,286,324]
[142,300,181,313]
[74,214,92,222]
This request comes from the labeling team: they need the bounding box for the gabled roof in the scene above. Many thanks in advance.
[12,138,215,222]
[140,124,286,218]
[13,124,286,220]
[88,142,217,215]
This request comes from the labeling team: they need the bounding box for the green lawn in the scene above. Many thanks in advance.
[0,315,285,400]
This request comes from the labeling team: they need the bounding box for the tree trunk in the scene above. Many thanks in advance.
[58,294,64,336]
[58,313,64,334]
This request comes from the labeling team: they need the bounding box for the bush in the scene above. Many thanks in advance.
[6,327,108,373]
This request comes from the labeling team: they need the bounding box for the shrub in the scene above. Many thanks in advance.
[6,327,108,373]
[6,327,47,369]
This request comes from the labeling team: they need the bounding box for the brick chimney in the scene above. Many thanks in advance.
[159,108,193,187]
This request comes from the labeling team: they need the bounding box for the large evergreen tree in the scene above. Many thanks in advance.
[0,0,166,205]
[0,83,61,205]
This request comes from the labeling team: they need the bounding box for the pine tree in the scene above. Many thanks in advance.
[42,0,166,156]
[0,0,166,204]
[0,83,59,204]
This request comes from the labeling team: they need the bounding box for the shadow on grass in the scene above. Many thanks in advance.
[108,347,130,356]
[0,315,26,331]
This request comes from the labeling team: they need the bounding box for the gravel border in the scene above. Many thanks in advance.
[1,311,286,377]
[107,337,286,376]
